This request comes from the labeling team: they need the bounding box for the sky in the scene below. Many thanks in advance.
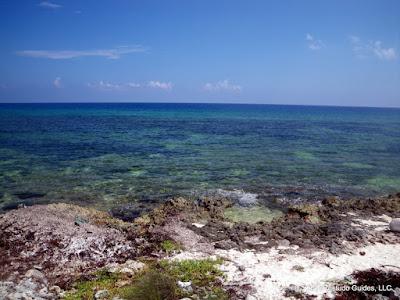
[0,0,399,107]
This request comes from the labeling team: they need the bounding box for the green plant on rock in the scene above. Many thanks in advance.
[122,270,178,300]
[64,258,229,300]
[161,240,181,253]
[63,270,119,300]
[159,258,224,286]
[160,258,228,299]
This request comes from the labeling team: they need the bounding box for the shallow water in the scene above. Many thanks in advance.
[0,103,399,210]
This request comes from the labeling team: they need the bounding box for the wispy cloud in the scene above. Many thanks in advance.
[306,33,324,50]
[38,1,62,9]
[371,41,397,60]
[16,46,146,60]
[127,82,141,88]
[53,77,62,88]
[87,81,141,91]
[349,35,397,61]
[203,80,242,92]
[147,81,172,90]
[88,80,173,91]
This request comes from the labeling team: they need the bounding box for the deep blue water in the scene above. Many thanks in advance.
[1,103,400,210]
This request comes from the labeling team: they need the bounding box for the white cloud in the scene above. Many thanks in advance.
[87,81,120,91]
[127,82,141,88]
[306,33,324,50]
[349,35,368,58]
[372,41,397,60]
[16,46,146,60]
[350,36,397,61]
[349,35,360,44]
[147,81,173,90]
[88,80,173,91]
[53,77,62,88]
[87,81,141,91]
[203,80,242,92]
[38,1,62,9]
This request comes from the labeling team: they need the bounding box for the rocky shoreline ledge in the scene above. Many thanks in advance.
[1,194,400,300]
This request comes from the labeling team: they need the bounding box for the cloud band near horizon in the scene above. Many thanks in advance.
[16,46,147,60]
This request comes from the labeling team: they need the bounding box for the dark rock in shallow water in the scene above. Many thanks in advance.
[13,192,46,200]
[110,204,150,222]
[321,196,340,207]
[1,200,36,211]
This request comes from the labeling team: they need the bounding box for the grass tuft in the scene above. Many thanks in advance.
[121,270,177,300]
[160,240,181,254]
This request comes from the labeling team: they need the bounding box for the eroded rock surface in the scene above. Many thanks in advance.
[0,203,136,288]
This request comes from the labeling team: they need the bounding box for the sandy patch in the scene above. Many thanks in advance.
[173,243,400,299]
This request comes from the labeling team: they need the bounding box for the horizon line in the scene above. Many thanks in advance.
[0,101,399,109]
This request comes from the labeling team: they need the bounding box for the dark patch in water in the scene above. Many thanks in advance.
[2,200,36,211]
[110,203,153,222]
[14,192,46,200]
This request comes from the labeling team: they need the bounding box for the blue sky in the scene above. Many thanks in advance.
[0,0,399,107]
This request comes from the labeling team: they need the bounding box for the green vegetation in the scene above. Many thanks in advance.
[121,270,178,300]
[63,270,120,300]
[160,240,181,254]
[159,258,227,299]
[159,258,224,286]
[224,205,283,224]
[292,265,305,272]
[63,258,228,300]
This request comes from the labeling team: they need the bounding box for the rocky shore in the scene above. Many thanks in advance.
[1,193,400,299]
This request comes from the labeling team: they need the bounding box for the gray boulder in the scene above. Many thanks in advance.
[389,218,400,232]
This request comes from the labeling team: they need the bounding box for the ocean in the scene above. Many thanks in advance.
[1,103,400,210]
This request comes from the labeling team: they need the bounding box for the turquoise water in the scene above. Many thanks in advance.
[0,103,400,210]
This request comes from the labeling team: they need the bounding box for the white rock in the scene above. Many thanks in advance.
[49,285,62,295]
[24,269,47,284]
[95,289,109,299]
[177,281,193,292]
[5,292,29,300]
[192,223,206,228]
[177,281,192,288]
[107,260,145,275]
[389,218,400,232]
[246,295,258,300]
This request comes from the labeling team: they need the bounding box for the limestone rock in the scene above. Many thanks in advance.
[177,281,193,293]
[95,289,109,299]
[106,260,145,275]
[24,269,47,284]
